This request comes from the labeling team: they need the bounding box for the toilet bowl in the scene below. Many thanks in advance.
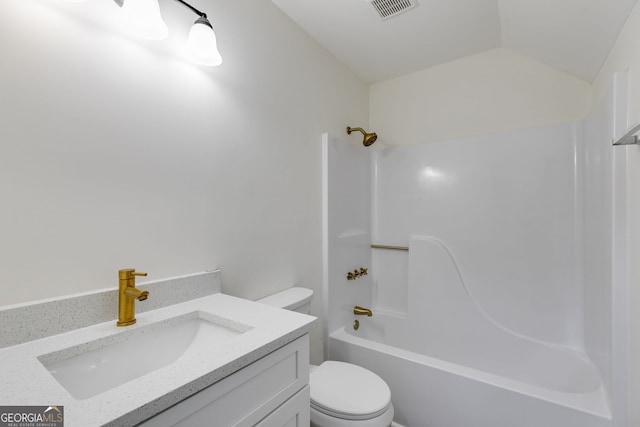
[257,287,394,427]
[310,361,394,427]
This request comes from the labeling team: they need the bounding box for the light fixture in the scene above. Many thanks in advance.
[112,0,222,66]
[185,16,222,66]
[175,0,222,67]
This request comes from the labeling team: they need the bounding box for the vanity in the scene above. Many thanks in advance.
[140,335,310,426]
[0,271,316,426]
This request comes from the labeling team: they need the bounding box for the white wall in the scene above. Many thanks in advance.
[370,47,591,146]
[591,2,640,424]
[0,0,369,364]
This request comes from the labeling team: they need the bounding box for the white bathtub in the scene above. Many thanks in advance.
[329,313,612,427]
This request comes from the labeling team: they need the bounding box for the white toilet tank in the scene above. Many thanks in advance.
[256,287,313,314]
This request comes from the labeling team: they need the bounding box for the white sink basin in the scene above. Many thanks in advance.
[38,311,252,400]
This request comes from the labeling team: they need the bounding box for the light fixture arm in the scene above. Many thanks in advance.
[113,0,208,19]
[174,0,207,19]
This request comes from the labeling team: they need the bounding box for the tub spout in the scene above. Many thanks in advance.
[354,306,373,317]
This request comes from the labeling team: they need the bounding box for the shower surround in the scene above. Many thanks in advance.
[322,91,624,425]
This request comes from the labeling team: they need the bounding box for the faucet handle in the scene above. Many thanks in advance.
[118,269,148,280]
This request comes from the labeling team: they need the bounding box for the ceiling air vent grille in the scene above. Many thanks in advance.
[369,0,417,20]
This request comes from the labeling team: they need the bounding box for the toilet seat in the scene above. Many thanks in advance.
[310,405,394,427]
[310,361,392,421]
[311,401,390,421]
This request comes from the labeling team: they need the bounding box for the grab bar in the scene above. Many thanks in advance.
[370,244,409,251]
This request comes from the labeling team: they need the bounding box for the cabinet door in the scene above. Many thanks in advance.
[139,335,309,427]
[255,386,310,427]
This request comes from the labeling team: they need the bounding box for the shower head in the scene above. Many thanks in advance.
[347,126,377,147]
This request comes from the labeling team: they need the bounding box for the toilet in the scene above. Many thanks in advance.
[257,287,394,427]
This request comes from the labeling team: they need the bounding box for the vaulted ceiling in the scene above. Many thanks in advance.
[272,0,638,83]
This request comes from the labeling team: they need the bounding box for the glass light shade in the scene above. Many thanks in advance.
[185,18,222,67]
[119,0,168,40]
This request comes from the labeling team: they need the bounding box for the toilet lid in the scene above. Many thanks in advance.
[310,361,391,420]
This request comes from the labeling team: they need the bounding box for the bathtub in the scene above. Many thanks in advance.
[328,313,612,427]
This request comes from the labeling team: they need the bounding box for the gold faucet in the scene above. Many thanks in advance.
[353,306,373,317]
[117,269,149,327]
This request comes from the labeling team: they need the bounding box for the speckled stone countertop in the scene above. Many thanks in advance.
[0,293,316,426]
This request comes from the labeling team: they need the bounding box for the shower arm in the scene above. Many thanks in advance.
[347,127,366,135]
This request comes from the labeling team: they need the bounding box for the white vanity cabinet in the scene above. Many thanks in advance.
[139,335,310,427]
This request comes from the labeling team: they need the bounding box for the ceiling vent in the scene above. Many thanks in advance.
[368,0,418,20]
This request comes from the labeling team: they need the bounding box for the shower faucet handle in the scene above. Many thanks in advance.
[347,267,369,280]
